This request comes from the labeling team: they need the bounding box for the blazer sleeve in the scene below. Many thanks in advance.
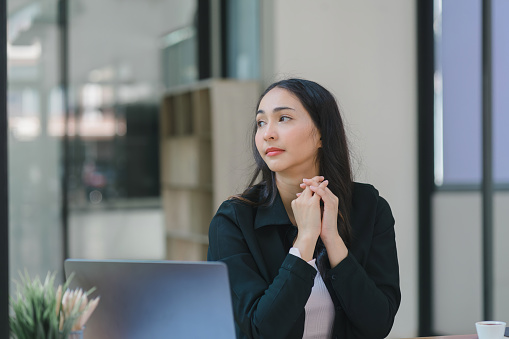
[327,196,401,338]
[208,201,317,339]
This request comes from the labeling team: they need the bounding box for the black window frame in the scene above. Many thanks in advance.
[1,0,9,336]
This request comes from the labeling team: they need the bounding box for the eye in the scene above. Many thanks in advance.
[256,120,266,128]
[279,115,291,122]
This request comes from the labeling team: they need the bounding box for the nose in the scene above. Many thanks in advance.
[263,122,278,140]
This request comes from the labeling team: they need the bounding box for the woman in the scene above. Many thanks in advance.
[208,79,400,339]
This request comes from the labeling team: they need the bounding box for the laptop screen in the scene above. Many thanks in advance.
[64,259,236,339]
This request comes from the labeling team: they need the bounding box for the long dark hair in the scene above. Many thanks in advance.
[238,78,353,277]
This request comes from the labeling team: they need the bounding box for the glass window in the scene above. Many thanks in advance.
[162,26,198,89]
[67,0,197,260]
[6,0,262,289]
[492,0,509,184]
[7,0,64,285]
[436,0,482,186]
[225,0,260,79]
[432,0,509,333]
[435,0,509,186]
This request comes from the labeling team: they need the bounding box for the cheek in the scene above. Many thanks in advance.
[254,131,264,155]
[298,128,321,154]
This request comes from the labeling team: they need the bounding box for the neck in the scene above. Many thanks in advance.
[275,170,319,225]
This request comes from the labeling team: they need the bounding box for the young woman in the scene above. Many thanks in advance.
[208,79,400,339]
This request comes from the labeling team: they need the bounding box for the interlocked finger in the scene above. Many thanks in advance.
[309,180,338,207]
[300,176,325,190]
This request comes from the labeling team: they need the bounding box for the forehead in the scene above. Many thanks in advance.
[258,87,305,111]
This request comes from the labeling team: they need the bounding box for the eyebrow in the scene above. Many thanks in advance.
[256,106,295,115]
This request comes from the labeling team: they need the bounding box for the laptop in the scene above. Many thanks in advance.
[64,259,236,339]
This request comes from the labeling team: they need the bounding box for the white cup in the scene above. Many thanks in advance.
[475,321,506,339]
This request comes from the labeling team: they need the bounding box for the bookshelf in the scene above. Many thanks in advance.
[160,79,259,260]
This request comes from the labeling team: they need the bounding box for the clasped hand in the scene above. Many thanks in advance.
[292,175,339,240]
[291,176,347,264]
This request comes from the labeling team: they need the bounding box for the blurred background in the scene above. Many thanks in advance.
[4,0,509,337]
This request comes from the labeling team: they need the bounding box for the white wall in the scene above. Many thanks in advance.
[261,1,418,337]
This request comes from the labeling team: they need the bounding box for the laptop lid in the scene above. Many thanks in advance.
[64,259,236,339]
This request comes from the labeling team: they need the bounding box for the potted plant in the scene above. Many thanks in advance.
[9,271,100,339]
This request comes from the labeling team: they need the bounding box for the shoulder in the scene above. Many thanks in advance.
[212,184,263,226]
[352,182,379,203]
[351,182,394,233]
[208,189,261,259]
[352,182,390,210]
[208,198,256,261]
[213,198,254,224]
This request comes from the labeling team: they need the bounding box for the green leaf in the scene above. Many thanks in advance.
[9,271,60,339]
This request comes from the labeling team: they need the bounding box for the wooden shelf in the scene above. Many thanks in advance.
[162,188,212,235]
[166,237,209,261]
[166,230,209,244]
[161,183,212,192]
[160,79,259,261]
[160,136,212,188]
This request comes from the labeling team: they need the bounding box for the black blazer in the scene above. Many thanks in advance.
[208,182,401,339]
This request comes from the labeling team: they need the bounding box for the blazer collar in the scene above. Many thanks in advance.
[254,191,293,229]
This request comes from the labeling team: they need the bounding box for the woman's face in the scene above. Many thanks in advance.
[255,87,322,177]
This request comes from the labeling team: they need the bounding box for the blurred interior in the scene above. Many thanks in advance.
[5,0,509,337]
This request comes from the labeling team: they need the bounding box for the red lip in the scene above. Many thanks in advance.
[265,147,284,156]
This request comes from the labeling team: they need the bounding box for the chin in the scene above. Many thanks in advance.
[263,161,284,173]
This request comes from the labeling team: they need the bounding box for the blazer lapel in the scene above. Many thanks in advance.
[253,193,293,281]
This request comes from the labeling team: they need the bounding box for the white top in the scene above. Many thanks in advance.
[289,247,335,339]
